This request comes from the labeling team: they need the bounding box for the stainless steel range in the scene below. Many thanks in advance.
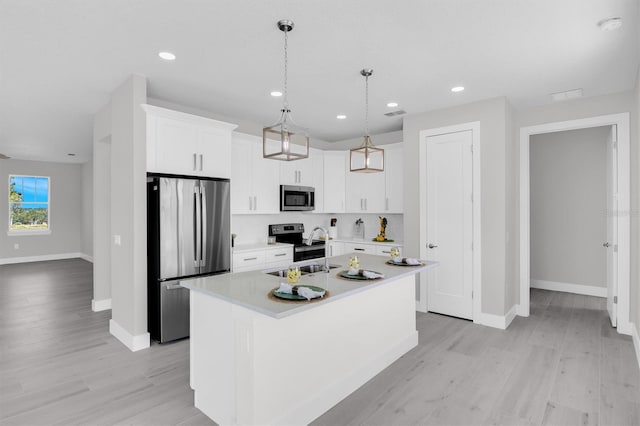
[268,223,326,262]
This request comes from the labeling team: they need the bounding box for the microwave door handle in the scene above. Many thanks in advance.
[200,184,207,268]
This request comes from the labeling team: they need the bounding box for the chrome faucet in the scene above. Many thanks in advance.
[305,226,329,272]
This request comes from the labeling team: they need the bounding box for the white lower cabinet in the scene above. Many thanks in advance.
[233,245,293,273]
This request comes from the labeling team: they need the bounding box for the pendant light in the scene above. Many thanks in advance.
[350,69,384,173]
[263,19,310,161]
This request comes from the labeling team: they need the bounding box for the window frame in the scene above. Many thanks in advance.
[8,174,52,236]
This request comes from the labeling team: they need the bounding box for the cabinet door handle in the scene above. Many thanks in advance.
[274,253,286,257]
[386,197,389,211]
[193,153,197,171]
[249,196,253,211]
[365,198,367,210]
[360,199,363,210]
[381,250,391,254]
[254,196,257,211]
[354,248,365,251]
[199,154,204,171]
[243,257,258,261]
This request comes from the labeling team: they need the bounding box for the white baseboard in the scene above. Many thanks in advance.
[516,304,529,317]
[0,252,86,265]
[530,279,607,298]
[92,298,111,312]
[632,323,640,371]
[475,305,517,330]
[109,319,150,352]
[79,253,94,263]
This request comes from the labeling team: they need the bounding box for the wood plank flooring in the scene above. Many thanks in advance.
[1,259,639,425]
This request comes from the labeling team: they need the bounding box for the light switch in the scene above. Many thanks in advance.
[114,235,122,246]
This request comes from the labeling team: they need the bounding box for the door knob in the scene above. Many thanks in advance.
[428,244,438,249]
[603,242,611,248]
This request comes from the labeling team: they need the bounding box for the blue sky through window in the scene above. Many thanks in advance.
[10,176,49,207]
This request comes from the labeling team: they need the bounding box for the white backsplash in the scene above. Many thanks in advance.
[232,213,404,245]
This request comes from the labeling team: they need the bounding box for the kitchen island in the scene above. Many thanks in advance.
[181,253,438,426]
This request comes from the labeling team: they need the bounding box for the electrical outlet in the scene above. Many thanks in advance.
[14,243,19,250]
[114,235,121,246]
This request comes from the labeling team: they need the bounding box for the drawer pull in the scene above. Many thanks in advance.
[243,257,258,261]
[381,250,391,254]
[354,248,365,251]
[274,253,287,257]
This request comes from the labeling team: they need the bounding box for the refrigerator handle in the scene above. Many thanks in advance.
[200,183,207,267]
[193,188,200,268]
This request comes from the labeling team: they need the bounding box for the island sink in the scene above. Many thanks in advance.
[265,263,340,277]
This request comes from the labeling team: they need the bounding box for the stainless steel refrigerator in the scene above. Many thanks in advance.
[147,175,231,343]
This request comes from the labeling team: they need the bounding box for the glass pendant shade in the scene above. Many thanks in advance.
[350,135,384,172]
[263,109,310,161]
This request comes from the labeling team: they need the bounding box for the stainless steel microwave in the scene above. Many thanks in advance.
[280,185,315,211]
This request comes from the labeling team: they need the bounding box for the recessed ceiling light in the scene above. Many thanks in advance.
[386,102,398,108]
[336,115,347,120]
[270,91,283,97]
[598,17,622,32]
[158,51,176,61]
[451,86,465,93]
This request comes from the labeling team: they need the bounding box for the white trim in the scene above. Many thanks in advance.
[109,319,150,352]
[0,252,85,265]
[8,174,51,234]
[476,305,517,330]
[79,253,94,263]
[519,113,631,335]
[7,229,52,236]
[632,323,640,371]
[418,122,481,321]
[530,279,607,298]
[91,298,112,312]
[141,104,238,131]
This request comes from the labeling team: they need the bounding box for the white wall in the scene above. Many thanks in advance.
[0,159,83,260]
[93,102,111,305]
[530,127,609,288]
[634,68,640,338]
[232,213,403,246]
[516,91,637,324]
[403,97,511,317]
[81,160,93,258]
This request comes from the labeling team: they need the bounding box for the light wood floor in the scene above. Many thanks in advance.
[1,259,638,425]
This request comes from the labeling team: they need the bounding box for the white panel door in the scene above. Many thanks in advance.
[251,142,280,214]
[426,130,473,319]
[154,117,199,175]
[230,136,253,214]
[606,125,618,327]
[384,144,404,213]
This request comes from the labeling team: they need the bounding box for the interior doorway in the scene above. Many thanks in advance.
[519,113,631,335]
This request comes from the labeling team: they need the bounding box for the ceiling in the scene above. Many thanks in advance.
[1,0,638,164]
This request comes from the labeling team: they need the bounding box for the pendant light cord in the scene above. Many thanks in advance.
[283,27,289,112]
[365,74,369,137]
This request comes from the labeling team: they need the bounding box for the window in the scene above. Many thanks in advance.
[8,175,50,233]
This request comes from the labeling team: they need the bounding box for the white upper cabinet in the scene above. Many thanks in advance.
[310,149,325,213]
[383,143,404,213]
[345,164,386,213]
[143,104,237,178]
[231,133,280,215]
[323,151,347,213]
[280,156,313,186]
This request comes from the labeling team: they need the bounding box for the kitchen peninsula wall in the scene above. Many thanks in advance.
[232,213,404,246]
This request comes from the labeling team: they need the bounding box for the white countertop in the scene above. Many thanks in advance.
[181,253,437,319]
[233,242,293,252]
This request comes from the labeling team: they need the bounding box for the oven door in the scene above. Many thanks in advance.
[294,244,325,262]
[281,185,315,211]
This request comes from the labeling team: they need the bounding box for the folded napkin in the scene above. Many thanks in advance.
[393,257,421,265]
[347,269,385,279]
[276,283,326,300]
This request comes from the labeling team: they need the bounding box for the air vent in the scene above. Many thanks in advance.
[384,110,407,117]
[550,89,583,102]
